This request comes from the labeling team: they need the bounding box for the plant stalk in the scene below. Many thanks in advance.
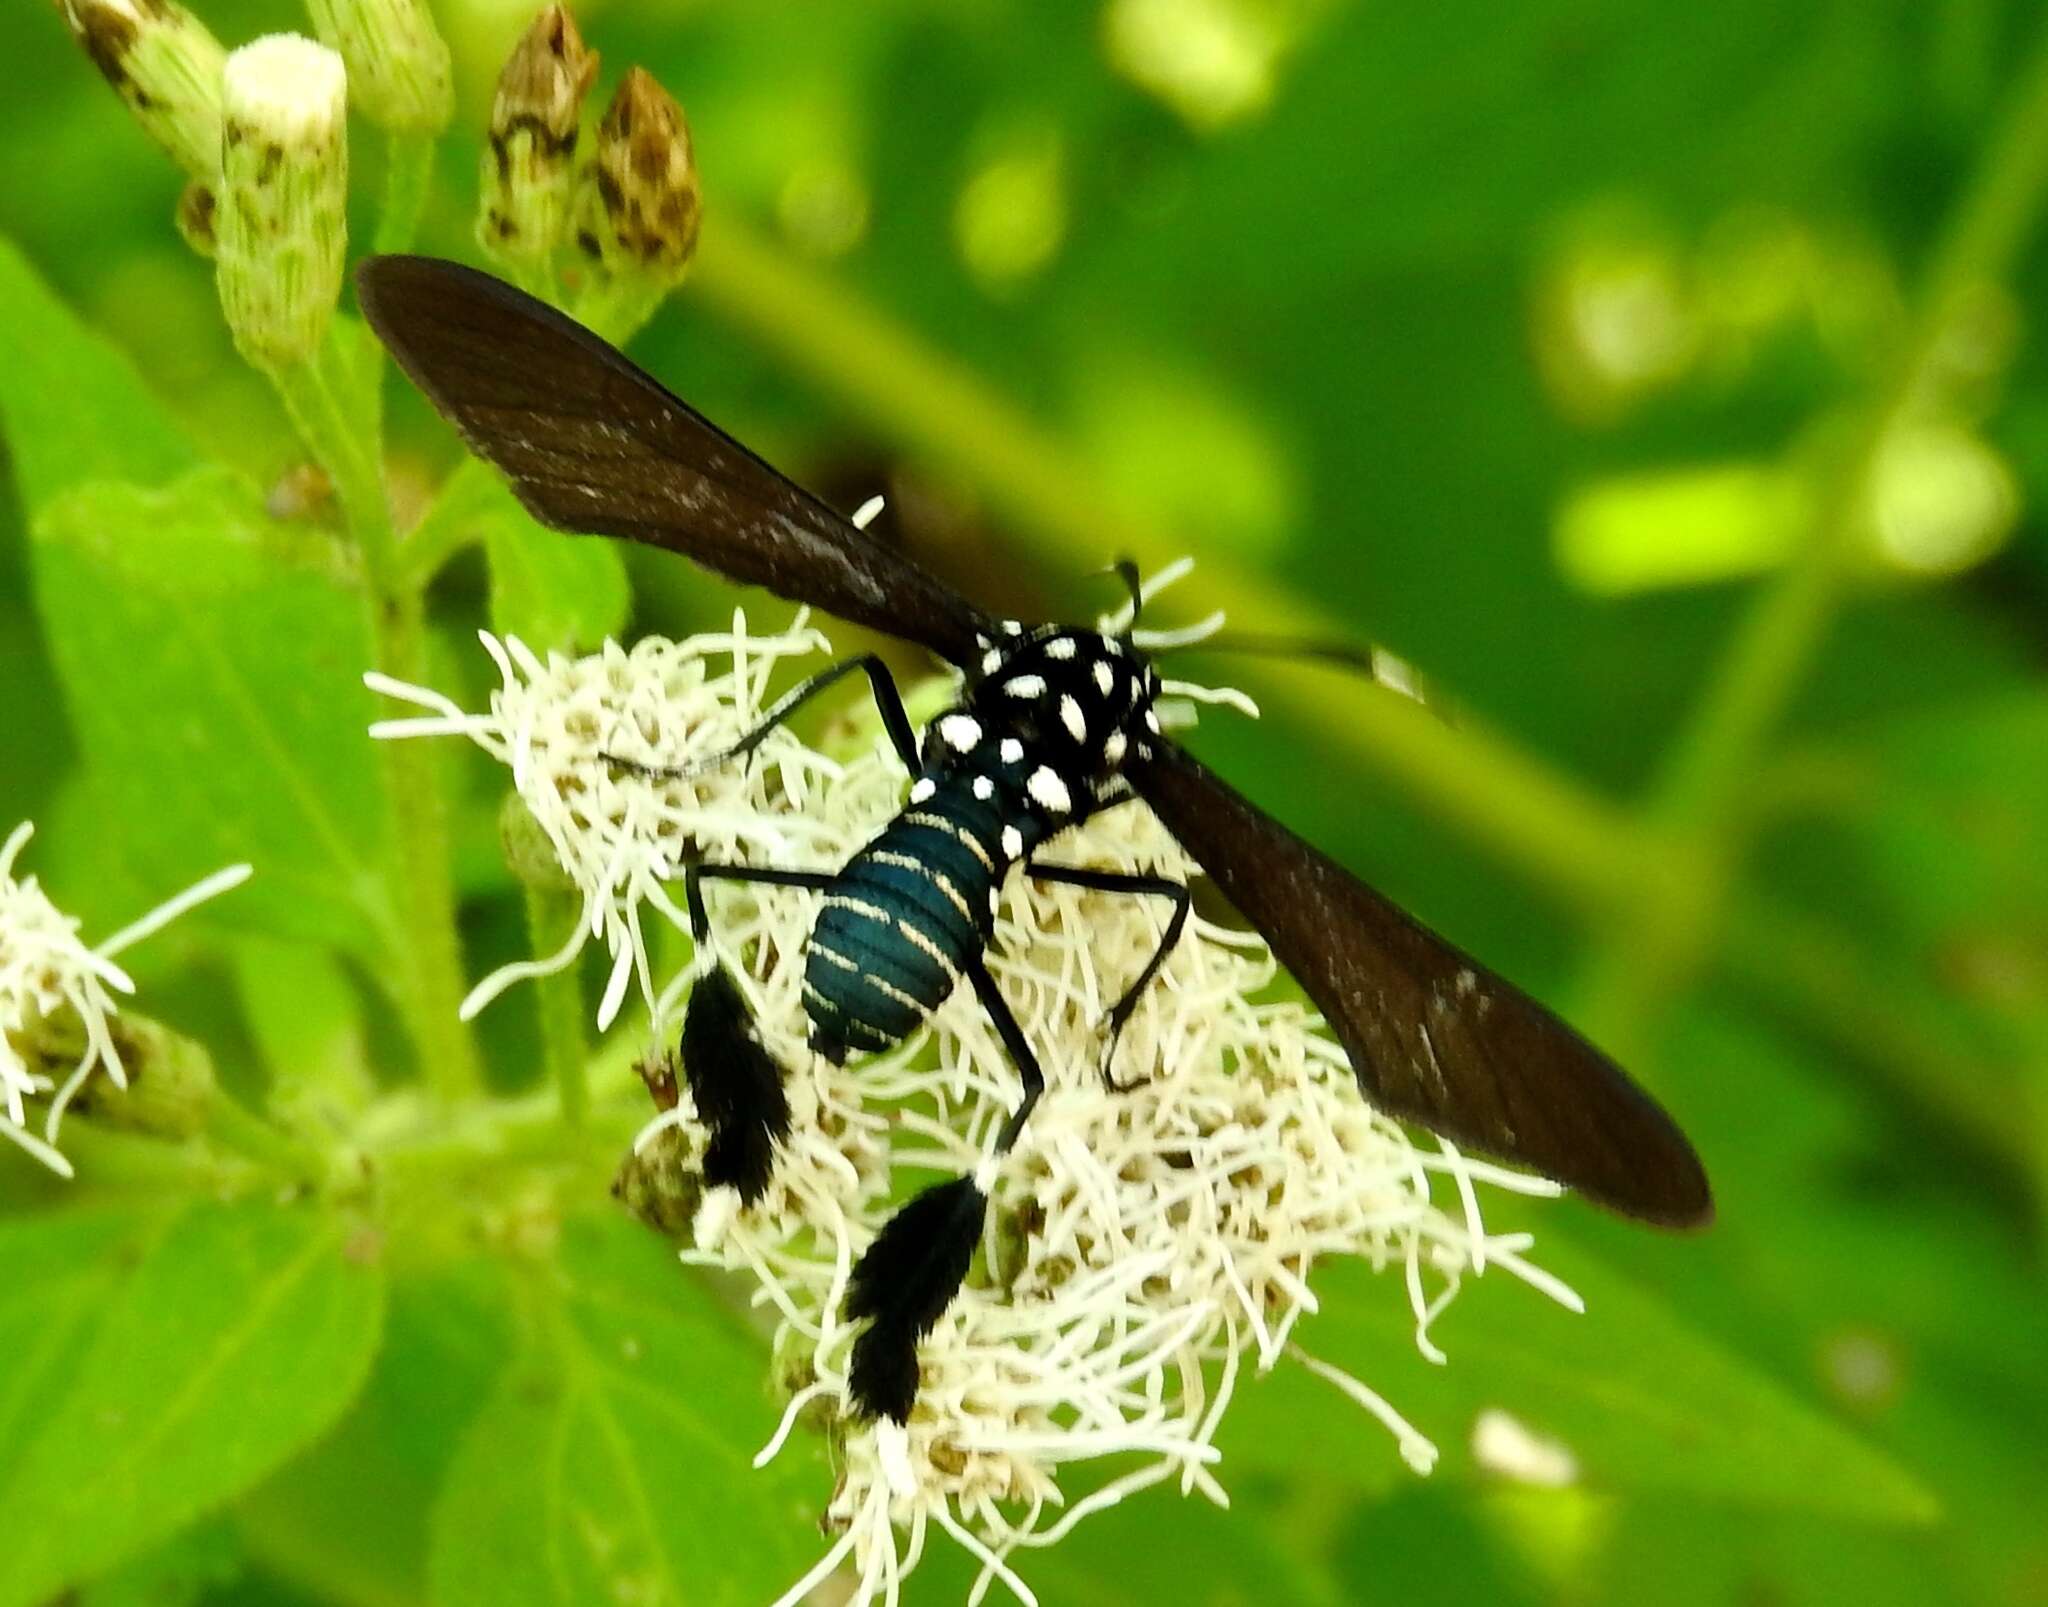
[1581,21,2048,1055]
[525,882,590,1127]
[273,330,485,1104]
[372,134,435,257]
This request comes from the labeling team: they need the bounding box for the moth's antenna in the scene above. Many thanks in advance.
[1110,558,1144,635]
[1099,557,1204,639]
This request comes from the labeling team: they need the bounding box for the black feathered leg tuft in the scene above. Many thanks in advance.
[846,1174,989,1423]
[678,966,792,1205]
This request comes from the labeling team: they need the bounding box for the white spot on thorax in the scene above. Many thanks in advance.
[1027,767,1071,814]
[972,775,995,800]
[938,713,982,752]
[999,738,1024,764]
[1001,825,1024,858]
[1059,695,1087,742]
[1103,729,1128,764]
[1005,674,1046,699]
[1045,637,1077,660]
[1144,709,1161,733]
[1093,660,1115,695]
[909,777,936,803]
[981,648,1004,674]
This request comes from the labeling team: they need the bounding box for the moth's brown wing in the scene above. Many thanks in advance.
[357,255,994,665]
[1134,742,1712,1227]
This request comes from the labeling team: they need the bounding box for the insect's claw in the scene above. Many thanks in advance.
[1095,1007,1150,1094]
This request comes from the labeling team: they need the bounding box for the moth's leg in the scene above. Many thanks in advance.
[610,652,922,780]
[1025,861,1191,1091]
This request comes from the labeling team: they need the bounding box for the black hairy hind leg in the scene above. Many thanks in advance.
[673,862,838,1205]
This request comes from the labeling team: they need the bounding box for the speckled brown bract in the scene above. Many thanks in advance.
[576,67,700,277]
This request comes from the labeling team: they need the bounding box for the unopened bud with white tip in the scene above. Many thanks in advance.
[214,35,349,371]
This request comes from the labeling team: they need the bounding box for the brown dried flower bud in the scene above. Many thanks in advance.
[574,67,701,287]
[477,5,600,275]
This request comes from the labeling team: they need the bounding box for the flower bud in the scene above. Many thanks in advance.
[478,5,600,275]
[53,0,226,181]
[612,1116,703,1240]
[574,67,701,288]
[303,0,453,135]
[499,792,576,893]
[15,1005,216,1140]
[215,35,349,371]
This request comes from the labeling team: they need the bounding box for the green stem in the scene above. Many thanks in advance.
[1718,894,2029,1173]
[400,457,496,586]
[372,135,435,257]
[572,277,671,348]
[205,1089,327,1185]
[525,882,590,1127]
[685,215,1667,924]
[1580,23,2048,1052]
[272,330,485,1105]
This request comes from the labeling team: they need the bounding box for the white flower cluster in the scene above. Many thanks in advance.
[370,600,1579,1607]
[368,615,852,1029]
[0,822,250,1176]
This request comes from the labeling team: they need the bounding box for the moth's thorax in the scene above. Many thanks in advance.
[907,623,1162,844]
[965,623,1161,771]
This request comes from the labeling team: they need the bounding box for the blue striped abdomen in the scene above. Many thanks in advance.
[804,789,1013,1061]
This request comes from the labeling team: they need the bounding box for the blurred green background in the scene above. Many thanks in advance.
[2,1,2045,1605]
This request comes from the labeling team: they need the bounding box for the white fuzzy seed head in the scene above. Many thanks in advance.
[367,612,882,1031]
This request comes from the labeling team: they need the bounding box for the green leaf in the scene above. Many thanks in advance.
[0,1207,147,1459]
[238,1263,511,1607]
[486,515,631,654]
[31,466,394,957]
[0,234,197,511]
[229,934,377,1117]
[0,1199,386,1607]
[1014,1478,1345,1607]
[77,1520,243,1607]
[412,458,630,651]
[1221,1241,1938,1525]
[430,1215,817,1607]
